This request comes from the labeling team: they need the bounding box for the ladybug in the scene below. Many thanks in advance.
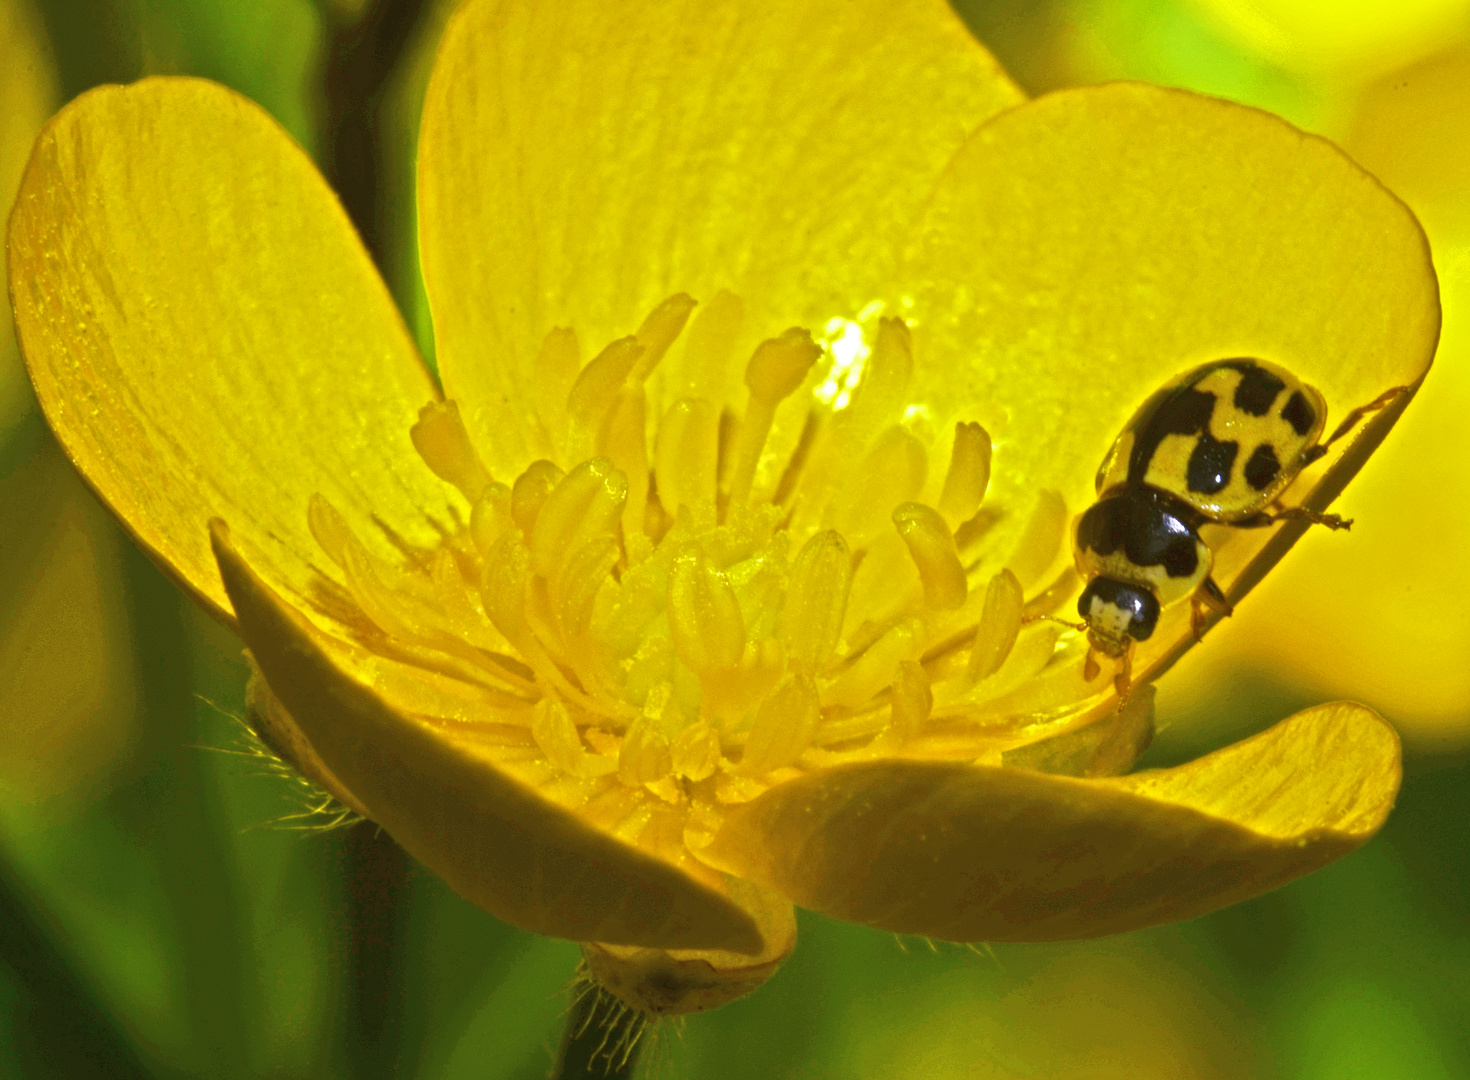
[1071,357,1404,695]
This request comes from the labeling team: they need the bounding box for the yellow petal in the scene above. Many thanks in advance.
[1,0,56,434]
[8,77,453,626]
[417,0,1024,476]
[211,521,766,954]
[898,82,1439,681]
[703,701,1398,942]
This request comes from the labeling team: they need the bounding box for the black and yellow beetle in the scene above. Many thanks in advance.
[1072,357,1403,693]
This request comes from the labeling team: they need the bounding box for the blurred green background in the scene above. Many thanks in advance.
[1,0,1467,1076]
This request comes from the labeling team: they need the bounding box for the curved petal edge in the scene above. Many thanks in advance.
[9,77,451,626]
[702,701,1400,942]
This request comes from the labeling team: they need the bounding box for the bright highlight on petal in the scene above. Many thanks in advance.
[417,0,1025,480]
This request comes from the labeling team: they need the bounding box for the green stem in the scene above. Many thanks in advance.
[552,987,646,1080]
[322,0,431,272]
[340,822,413,1079]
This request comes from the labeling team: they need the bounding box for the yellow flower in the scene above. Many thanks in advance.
[8,0,1437,1014]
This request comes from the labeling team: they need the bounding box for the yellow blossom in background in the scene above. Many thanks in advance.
[8,0,1437,1014]
[0,0,139,804]
[1187,0,1470,80]
[1,0,55,435]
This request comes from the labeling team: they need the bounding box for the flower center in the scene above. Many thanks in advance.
[307,294,1110,860]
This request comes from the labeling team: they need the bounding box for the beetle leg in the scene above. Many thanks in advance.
[1084,648,1101,682]
[1191,576,1233,641]
[1232,506,1352,531]
[1321,384,1410,449]
[1113,648,1133,702]
[1272,506,1352,530]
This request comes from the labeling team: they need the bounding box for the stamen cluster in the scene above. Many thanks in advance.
[307,295,1099,862]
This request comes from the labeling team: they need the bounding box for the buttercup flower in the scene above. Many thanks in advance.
[8,0,1438,1014]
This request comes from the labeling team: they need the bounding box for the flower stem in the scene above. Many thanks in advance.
[341,821,413,1078]
[322,0,432,273]
[321,2,430,1072]
[552,987,647,1080]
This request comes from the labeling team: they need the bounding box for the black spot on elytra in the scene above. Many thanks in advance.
[1230,362,1286,416]
[1244,443,1281,491]
[1186,433,1238,494]
[1076,488,1201,579]
[1127,386,1216,485]
[1281,391,1316,436]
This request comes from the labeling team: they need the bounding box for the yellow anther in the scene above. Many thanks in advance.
[668,546,746,677]
[780,530,851,675]
[306,493,352,568]
[706,636,787,722]
[619,713,673,786]
[1005,489,1068,590]
[470,481,513,554]
[968,568,1024,682]
[481,531,533,650]
[938,421,991,527]
[566,336,643,461]
[671,720,722,781]
[511,460,565,535]
[630,293,697,382]
[531,326,580,452]
[550,536,619,643]
[843,317,912,441]
[654,397,720,513]
[530,457,627,579]
[642,680,673,722]
[600,386,650,540]
[337,532,421,641]
[745,327,822,404]
[410,400,493,502]
[831,426,927,544]
[824,616,923,708]
[727,329,822,505]
[741,675,820,774]
[674,289,744,402]
[889,660,932,742]
[892,502,967,610]
[534,698,617,779]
